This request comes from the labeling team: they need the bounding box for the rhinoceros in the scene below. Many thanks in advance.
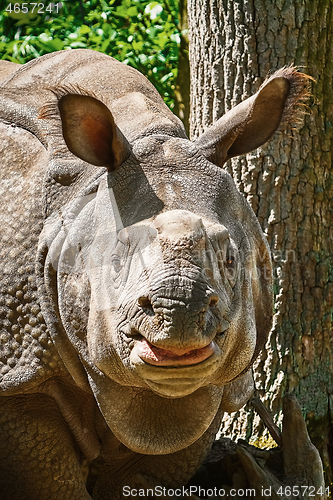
[0,50,322,499]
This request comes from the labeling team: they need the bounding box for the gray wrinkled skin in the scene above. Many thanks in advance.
[0,50,306,499]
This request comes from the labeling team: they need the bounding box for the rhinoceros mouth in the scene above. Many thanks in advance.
[134,338,216,367]
[129,337,221,397]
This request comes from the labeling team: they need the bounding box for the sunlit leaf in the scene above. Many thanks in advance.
[145,2,163,20]
[160,71,173,83]
[127,6,138,16]
[69,41,87,48]
[79,25,91,34]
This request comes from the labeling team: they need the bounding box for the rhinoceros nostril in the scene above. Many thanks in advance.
[209,295,219,307]
[138,296,154,312]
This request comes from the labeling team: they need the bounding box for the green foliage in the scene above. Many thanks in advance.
[0,0,181,108]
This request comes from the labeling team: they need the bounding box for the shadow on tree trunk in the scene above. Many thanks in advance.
[188,395,326,499]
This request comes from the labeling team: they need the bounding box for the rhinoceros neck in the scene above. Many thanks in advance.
[85,365,223,455]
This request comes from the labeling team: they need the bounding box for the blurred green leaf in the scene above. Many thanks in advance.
[79,25,91,35]
[127,6,138,16]
[0,0,181,109]
[69,41,87,48]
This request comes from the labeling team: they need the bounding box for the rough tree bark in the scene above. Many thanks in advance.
[174,0,190,136]
[188,0,333,481]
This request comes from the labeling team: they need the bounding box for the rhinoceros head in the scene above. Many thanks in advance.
[36,56,308,455]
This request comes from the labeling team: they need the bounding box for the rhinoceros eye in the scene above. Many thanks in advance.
[226,254,235,266]
[110,239,126,285]
[224,243,238,287]
[111,255,122,274]
[110,253,123,289]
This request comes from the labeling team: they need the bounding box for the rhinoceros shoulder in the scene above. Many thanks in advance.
[0,121,67,394]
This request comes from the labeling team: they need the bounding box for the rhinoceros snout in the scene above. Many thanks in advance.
[133,285,222,353]
[137,292,219,318]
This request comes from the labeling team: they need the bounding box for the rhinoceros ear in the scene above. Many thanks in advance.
[195,68,310,167]
[58,94,131,171]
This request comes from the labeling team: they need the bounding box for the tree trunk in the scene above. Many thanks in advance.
[188,0,333,481]
[174,0,190,136]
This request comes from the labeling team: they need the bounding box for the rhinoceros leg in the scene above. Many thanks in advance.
[0,394,91,500]
[91,449,205,500]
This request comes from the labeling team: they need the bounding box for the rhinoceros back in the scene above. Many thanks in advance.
[0,50,186,145]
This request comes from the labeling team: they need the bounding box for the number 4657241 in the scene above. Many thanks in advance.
[5,3,61,14]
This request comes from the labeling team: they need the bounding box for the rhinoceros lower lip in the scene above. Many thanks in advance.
[134,339,216,367]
